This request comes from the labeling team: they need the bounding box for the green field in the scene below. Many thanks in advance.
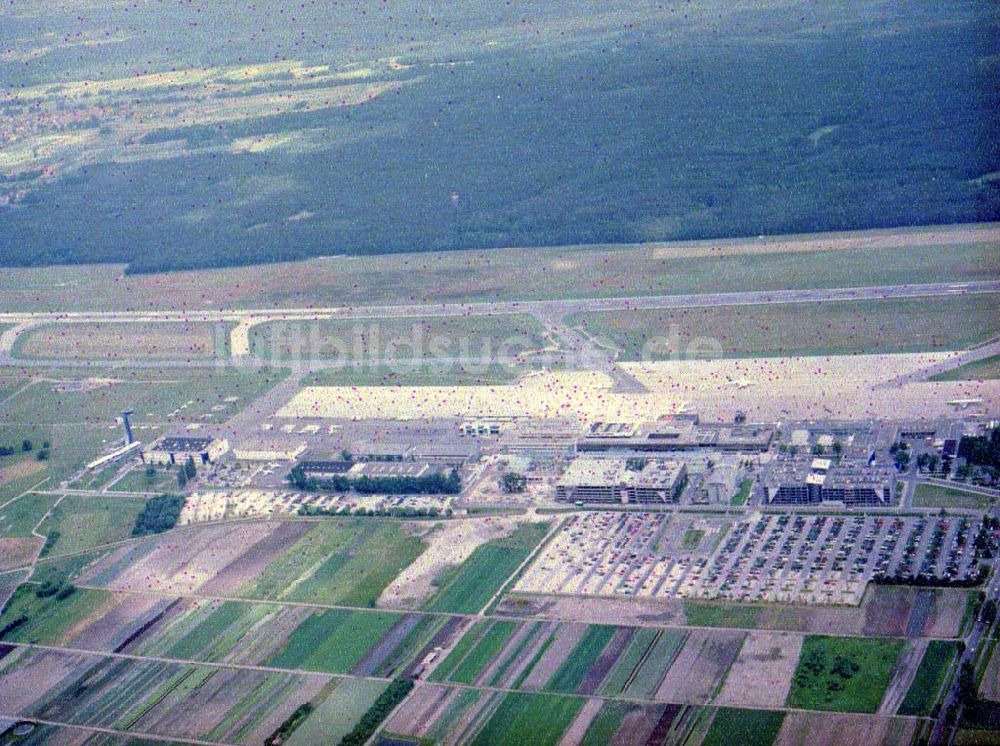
[581,701,631,746]
[898,641,962,717]
[913,483,994,510]
[429,621,488,683]
[684,602,763,629]
[426,523,548,614]
[287,679,388,746]
[546,625,616,693]
[449,620,518,684]
[0,422,141,507]
[0,493,59,538]
[787,636,904,713]
[471,692,583,746]
[0,366,287,426]
[3,226,997,314]
[930,354,1000,382]
[250,315,550,362]
[107,466,180,494]
[238,519,426,608]
[67,462,124,491]
[157,601,255,662]
[268,609,402,673]
[702,708,785,746]
[0,583,111,644]
[37,495,146,556]
[571,293,1000,360]
[13,321,228,363]
[302,363,528,387]
[0,424,63,503]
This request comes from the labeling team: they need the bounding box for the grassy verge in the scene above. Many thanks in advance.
[913,483,993,510]
[571,293,1000,360]
[930,354,1000,382]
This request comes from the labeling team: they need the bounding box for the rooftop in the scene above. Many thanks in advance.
[151,436,217,452]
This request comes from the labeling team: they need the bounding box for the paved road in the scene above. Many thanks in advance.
[2,280,996,327]
[2,280,998,365]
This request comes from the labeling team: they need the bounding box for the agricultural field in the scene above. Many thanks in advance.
[501,584,969,640]
[61,519,427,610]
[786,636,905,713]
[684,602,763,630]
[913,483,994,510]
[773,712,919,746]
[14,322,227,362]
[702,707,786,746]
[249,315,551,362]
[427,619,746,707]
[425,522,548,614]
[716,632,804,709]
[267,608,403,674]
[0,584,113,645]
[0,648,328,744]
[384,684,705,745]
[471,691,583,746]
[37,495,146,557]
[239,519,426,608]
[898,640,961,716]
[286,678,388,746]
[570,293,1000,361]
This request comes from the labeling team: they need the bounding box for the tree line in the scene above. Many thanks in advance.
[132,494,186,536]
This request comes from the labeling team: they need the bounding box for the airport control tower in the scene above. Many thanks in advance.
[121,410,135,444]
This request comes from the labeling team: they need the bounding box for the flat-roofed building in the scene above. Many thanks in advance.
[555,457,687,505]
[298,460,354,479]
[348,461,433,479]
[764,458,895,506]
[705,463,740,502]
[498,419,581,458]
[411,442,479,465]
[142,435,229,466]
[576,421,773,454]
[353,441,414,462]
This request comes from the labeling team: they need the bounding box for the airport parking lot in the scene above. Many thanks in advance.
[179,489,453,523]
[517,511,983,605]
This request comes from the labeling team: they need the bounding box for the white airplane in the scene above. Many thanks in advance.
[948,398,984,409]
[725,378,757,389]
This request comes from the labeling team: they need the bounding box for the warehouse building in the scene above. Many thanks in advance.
[142,436,230,466]
[555,457,687,505]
